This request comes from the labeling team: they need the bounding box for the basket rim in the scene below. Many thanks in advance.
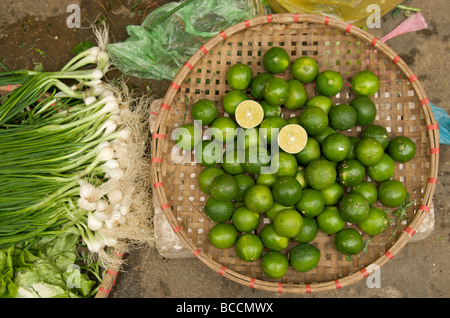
[151,13,439,294]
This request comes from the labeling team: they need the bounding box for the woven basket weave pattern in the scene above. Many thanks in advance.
[151,14,438,294]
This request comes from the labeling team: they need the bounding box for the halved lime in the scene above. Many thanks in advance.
[235,100,265,129]
[277,124,308,154]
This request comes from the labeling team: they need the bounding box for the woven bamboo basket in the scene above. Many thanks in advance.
[151,13,440,294]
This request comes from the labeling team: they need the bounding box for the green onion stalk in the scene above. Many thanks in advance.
[0,25,154,269]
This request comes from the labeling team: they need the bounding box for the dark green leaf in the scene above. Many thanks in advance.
[392,7,403,18]
[72,41,95,56]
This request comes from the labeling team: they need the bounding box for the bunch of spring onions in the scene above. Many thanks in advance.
[0,26,154,268]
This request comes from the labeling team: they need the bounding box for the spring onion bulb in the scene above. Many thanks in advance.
[78,198,97,212]
[108,189,123,204]
[0,25,154,270]
[96,199,108,213]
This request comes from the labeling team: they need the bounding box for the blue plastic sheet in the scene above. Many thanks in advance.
[431,103,450,145]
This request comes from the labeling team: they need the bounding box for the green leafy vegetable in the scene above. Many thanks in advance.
[0,24,154,298]
[72,41,95,56]
[1,233,99,298]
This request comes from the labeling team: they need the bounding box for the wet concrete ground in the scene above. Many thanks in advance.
[0,0,448,299]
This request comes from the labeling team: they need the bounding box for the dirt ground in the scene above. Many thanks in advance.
[0,0,448,299]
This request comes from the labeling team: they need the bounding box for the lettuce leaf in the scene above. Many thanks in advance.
[0,232,99,298]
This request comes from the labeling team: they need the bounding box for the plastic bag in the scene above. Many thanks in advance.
[107,0,267,81]
[266,0,404,27]
[431,103,450,145]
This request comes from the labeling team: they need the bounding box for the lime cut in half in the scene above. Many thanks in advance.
[235,100,265,129]
[277,124,308,154]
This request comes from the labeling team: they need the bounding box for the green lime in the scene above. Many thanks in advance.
[266,202,294,220]
[295,165,308,189]
[346,136,360,159]
[174,123,202,151]
[289,243,321,272]
[263,77,290,106]
[259,116,288,144]
[262,47,290,74]
[243,146,271,175]
[305,158,337,190]
[194,140,223,167]
[226,63,253,90]
[244,184,274,214]
[355,138,384,166]
[198,167,225,194]
[271,151,298,177]
[287,116,301,125]
[349,96,377,126]
[295,188,325,218]
[351,181,378,206]
[305,95,334,114]
[210,174,239,202]
[315,70,343,97]
[260,223,289,251]
[316,206,346,235]
[226,145,245,165]
[291,56,319,83]
[273,209,303,238]
[208,223,238,249]
[358,207,389,236]
[191,99,218,125]
[321,132,352,162]
[336,159,366,187]
[223,90,249,116]
[211,116,237,144]
[361,125,390,150]
[261,251,289,279]
[251,73,274,100]
[284,79,308,110]
[338,193,370,224]
[367,153,395,182]
[295,137,321,165]
[350,70,379,97]
[313,125,336,145]
[378,179,407,208]
[204,196,234,223]
[235,201,246,209]
[232,206,260,232]
[235,233,263,262]
[260,100,282,118]
[292,217,318,243]
[298,106,329,136]
[325,157,338,169]
[236,127,264,150]
[272,176,303,206]
[387,136,416,163]
[234,173,256,202]
[221,149,244,175]
[328,104,357,131]
[321,182,344,206]
[334,228,364,255]
[256,173,277,188]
